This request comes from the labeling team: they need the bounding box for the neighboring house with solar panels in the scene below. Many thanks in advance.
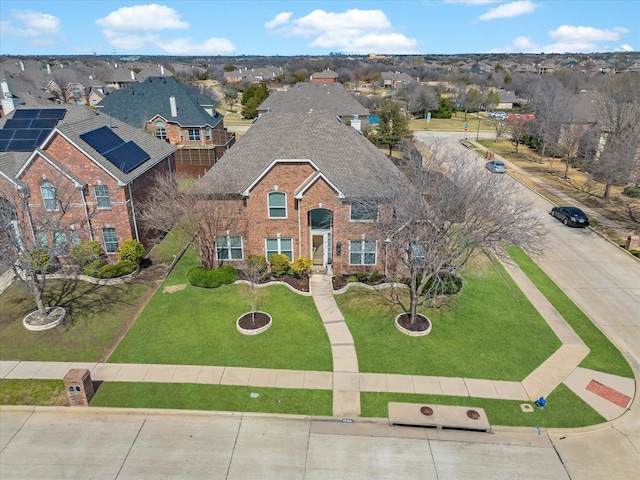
[256,82,370,131]
[97,76,235,177]
[190,111,404,275]
[0,106,176,260]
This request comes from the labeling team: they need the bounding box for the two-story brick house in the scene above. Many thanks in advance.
[98,76,234,176]
[0,106,176,259]
[190,111,404,275]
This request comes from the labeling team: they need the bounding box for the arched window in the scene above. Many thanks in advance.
[268,191,286,218]
[40,180,57,211]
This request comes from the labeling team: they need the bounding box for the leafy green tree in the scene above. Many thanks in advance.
[432,94,453,119]
[374,100,413,157]
[241,83,268,106]
[486,89,501,112]
[241,96,261,119]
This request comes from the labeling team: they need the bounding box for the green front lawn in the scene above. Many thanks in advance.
[90,382,332,416]
[507,247,633,378]
[108,249,333,371]
[361,383,605,428]
[0,280,151,362]
[336,257,561,380]
[0,379,67,406]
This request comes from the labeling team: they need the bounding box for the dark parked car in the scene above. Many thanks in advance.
[486,160,507,173]
[550,206,590,227]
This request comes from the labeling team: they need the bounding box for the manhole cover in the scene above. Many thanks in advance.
[420,406,434,416]
[466,409,480,420]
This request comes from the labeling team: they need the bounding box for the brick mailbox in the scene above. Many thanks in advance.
[63,369,94,406]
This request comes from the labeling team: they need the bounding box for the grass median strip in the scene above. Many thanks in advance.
[0,379,67,406]
[507,246,633,378]
[90,382,332,416]
[361,383,605,428]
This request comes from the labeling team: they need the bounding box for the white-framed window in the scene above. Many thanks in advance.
[349,240,377,265]
[266,238,293,262]
[216,235,243,260]
[35,231,48,246]
[94,185,111,209]
[268,191,286,218]
[205,128,211,140]
[70,229,80,246]
[40,180,57,211]
[409,243,426,267]
[53,230,68,254]
[188,129,201,141]
[156,128,167,140]
[350,201,378,221]
[102,227,118,253]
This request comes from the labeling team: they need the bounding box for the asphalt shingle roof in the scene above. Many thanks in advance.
[55,110,177,184]
[97,76,223,129]
[0,105,176,184]
[257,82,368,118]
[191,112,402,199]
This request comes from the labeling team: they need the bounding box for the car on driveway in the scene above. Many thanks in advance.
[550,206,590,227]
[486,160,507,173]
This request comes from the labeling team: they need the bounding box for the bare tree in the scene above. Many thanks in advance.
[589,75,640,200]
[488,116,510,141]
[137,172,246,269]
[367,139,545,326]
[529,78,571,164]
[507,116,532,155]
[0,173,94,320]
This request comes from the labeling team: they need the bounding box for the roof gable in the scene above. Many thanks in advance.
[191,112,403,199]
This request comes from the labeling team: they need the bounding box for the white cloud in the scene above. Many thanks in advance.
[491,24,633,53]
[549,25,628,43]
[479,1,538,21]
[102,30,160,51]
[616,44,634,52]
[445,1,500,4]
[0,10,61,40]
[96,4,235,54]
[266,8,419,54]
[96,4,189,31]
[265,12,292,29]
[160,38,236,55]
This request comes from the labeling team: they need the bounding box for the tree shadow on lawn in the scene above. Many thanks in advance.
[0,278,150,362]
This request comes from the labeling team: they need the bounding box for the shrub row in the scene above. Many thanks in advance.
[71,239,145,279]
[187,265,238,288]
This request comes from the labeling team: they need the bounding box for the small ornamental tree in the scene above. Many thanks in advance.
[245,254,267,323]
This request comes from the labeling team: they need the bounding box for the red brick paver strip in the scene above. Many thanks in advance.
[586,379,632,408]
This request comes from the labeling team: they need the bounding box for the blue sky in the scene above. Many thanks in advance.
[0,1,637,56]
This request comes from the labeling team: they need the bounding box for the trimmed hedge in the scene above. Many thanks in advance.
[269,254,290,278]
[187,265,238,288]
[97,260,138,279]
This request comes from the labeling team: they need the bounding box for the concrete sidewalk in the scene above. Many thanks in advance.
[1,246,634,423]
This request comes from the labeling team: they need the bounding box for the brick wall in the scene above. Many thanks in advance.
[209,162,384,275]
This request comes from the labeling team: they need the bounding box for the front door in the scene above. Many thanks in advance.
[312,234,326,266]
[309,208,333,268]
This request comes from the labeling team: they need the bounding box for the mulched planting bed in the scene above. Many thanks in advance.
[238,271,309,292]
[237,312,271,330]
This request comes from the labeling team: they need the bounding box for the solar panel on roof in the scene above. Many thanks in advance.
[13,110,39,119]
[103,141,150,174]
[80,126,125,155]
[5,119,32,129]
[38,109,65,120]
[0,129,14,140]
[37,131,50,145]
[7,139,38,151]
[0,140,10,151]
[31,118,58,129]
[13,129,40,140]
